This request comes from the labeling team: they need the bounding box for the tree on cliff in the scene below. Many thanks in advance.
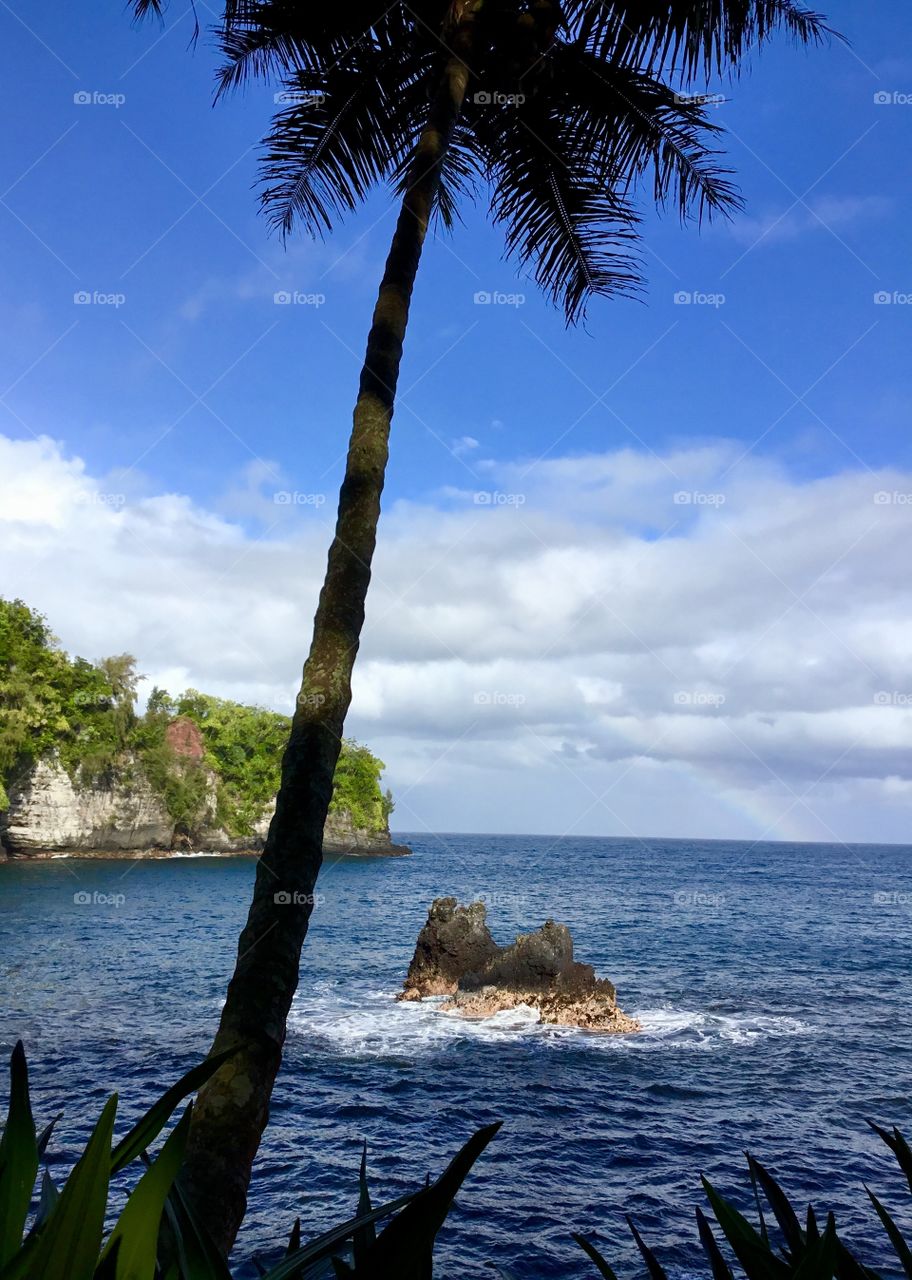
[0,598,139,804]
[0,598,391,842]
[130,0,832,1254]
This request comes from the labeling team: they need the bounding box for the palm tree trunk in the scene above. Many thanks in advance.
[179,12,480,1257]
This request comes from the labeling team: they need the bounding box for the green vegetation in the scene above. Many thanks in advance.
[0,599,137,808]
[0,598,393,836]
[0,1041,494,1280]
[4,1040,912,1278]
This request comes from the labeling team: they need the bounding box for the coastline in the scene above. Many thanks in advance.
[0,840,412,862]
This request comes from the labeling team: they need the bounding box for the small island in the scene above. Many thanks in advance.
[0,599,408,860]
[399,897,640,1033]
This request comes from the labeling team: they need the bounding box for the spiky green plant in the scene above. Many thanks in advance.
[0,1044,498,1280]
[6,1037,912,1278]
[571,1123,912,1280]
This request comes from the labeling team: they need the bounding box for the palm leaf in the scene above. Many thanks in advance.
[746,1157,805,1259]
[865,1187,912,1279]
[569,1,835,79]
[0,1044,38,1268]
[111,1047,237,1174]
[259,48,422,236]
[868,1122,912,1197]
[696,1206,736,1280]
[627,1216,669,1280]
[350,1121,502,1277]
[99,1106,191,1280]
[572,1232,622,1280]
[480,98,643,323]
[554,47,741,221]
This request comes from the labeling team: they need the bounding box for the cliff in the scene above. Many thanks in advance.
[0,758,409,859]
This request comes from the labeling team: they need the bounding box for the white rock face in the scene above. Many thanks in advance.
[4,758,173,852]
[1,758,408,858]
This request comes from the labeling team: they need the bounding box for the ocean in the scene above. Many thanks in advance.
[1,833,910,1277]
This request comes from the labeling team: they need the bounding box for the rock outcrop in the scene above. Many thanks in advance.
[400,897,501,996]
[399,897,639,1033]
[0,757,409,859]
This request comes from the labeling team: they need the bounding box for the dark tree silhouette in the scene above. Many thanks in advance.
[132,0,832,1254]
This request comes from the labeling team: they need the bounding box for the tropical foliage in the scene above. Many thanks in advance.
[212,0,831,323]
[3,1041,912,1278]
[0,599,392,836]
[0,599,137,807]
[0,1043,495,1280]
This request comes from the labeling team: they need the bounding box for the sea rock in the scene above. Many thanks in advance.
[398,898,640,1033]
[400,897,500,998]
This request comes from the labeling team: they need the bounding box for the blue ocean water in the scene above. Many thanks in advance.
[1,834,911,1277]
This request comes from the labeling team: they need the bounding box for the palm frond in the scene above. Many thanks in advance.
[259,50,423,237]
[216,2,415,95]
[392,121,481,232]
[477,101,644,324]
[554,47,742,223]
[567,1,835,80]
[129,0,167,19]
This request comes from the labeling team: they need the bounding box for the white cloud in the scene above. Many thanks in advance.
[729,195,892,248]
[2,431,912,843]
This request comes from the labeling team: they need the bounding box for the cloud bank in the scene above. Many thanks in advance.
[2,431,912,844]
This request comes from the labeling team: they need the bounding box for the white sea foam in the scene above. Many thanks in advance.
[620,1007,814,1050]
[286,986,814,1060]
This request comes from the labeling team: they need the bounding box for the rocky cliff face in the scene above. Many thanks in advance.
[0,758,408,859]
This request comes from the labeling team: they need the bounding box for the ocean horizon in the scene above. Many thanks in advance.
[2,831,910,1277]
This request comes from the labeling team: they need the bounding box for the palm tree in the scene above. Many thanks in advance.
[134,0,832,1255]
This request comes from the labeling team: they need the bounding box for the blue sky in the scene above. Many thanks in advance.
[2,2,912,842]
